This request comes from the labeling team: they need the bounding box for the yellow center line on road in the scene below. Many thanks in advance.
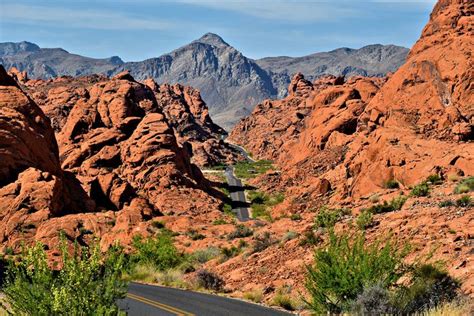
[126,292,195,316]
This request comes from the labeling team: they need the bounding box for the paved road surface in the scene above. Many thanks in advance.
[120,282,292,315]
[225,165,250,221]
[222,141,254,221]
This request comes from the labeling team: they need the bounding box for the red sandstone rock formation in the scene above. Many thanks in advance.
[228,0,473,295]
[0,67,224,252]
[230,0,473,201]
[0,65,94,248]
[8,66,28,84]
[22,73,237,167]
[143,79,238,166]
[55,71,217,214]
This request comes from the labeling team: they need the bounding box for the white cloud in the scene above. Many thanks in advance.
[172,0,360,22]
[0,3,174,31]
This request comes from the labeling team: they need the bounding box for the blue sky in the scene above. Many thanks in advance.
[0,0,436,61]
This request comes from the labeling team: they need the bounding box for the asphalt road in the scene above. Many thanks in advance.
[120,282,292,316]
[221,141,254,221]
[225,165,251,221]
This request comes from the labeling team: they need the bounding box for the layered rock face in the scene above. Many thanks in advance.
[0,67,224,251]
[231,74,385,166]
[55,71,210,214]
[366,0,473,141]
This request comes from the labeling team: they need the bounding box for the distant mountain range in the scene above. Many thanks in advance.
[0,34,409,129]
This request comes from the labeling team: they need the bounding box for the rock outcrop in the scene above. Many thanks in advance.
[143,79,239,166]
[0,67,224,252]
[22,74,237,168]
[0,65,94,248]
[54,71,217,214]
[365,0,473,141]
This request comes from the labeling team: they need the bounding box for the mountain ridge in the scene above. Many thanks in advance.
[0,36,409,129]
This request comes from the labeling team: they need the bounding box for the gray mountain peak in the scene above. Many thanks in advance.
[0,36,409,129]
[194,33,230,47]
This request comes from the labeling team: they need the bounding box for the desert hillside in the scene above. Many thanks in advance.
[0,0,472,314]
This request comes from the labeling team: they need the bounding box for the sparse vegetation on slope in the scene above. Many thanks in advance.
[305,232,407,314]
[130,231,185,271]
[2,237,127,315]
[454,176,474,194]
[411,182,431,197]
[384,179,400,189]
[363,195,407,214]
[248,190,284,221]
[234,160,274,179]
[356,210,374,230]
[305,232,462,315]
[314,206,350,228]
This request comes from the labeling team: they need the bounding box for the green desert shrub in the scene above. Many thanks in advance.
[243,288,263,303]
[411,182,430,197]
[456,195,472,207]
[212,218,227,225]
[250,232,274,254]
[454,176,474,194]
[314,206,350,228]
[305,232,407,314]
[439,200,455,208]
[191,247,220,264]
[2,238,127,315]
[364,195,407,214]
[227,224,253,240]
[222,203,234,216]
[220,246,241,262]
[155,269,187,288]
[384,179,400,189]
[248,190,283,221]
[290,213,302,221]
[426,174,443,185]
[281,231,298,243]
[130,231,184,271]
[356,211,374,230]
[267,192,285,206]
[250,203,271,221]
[394,264,459,314]
[272,291,296,311]
[248,190,266,204]
[299,230,321,247]
[390,195,408,210]
[186,229,205,241]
